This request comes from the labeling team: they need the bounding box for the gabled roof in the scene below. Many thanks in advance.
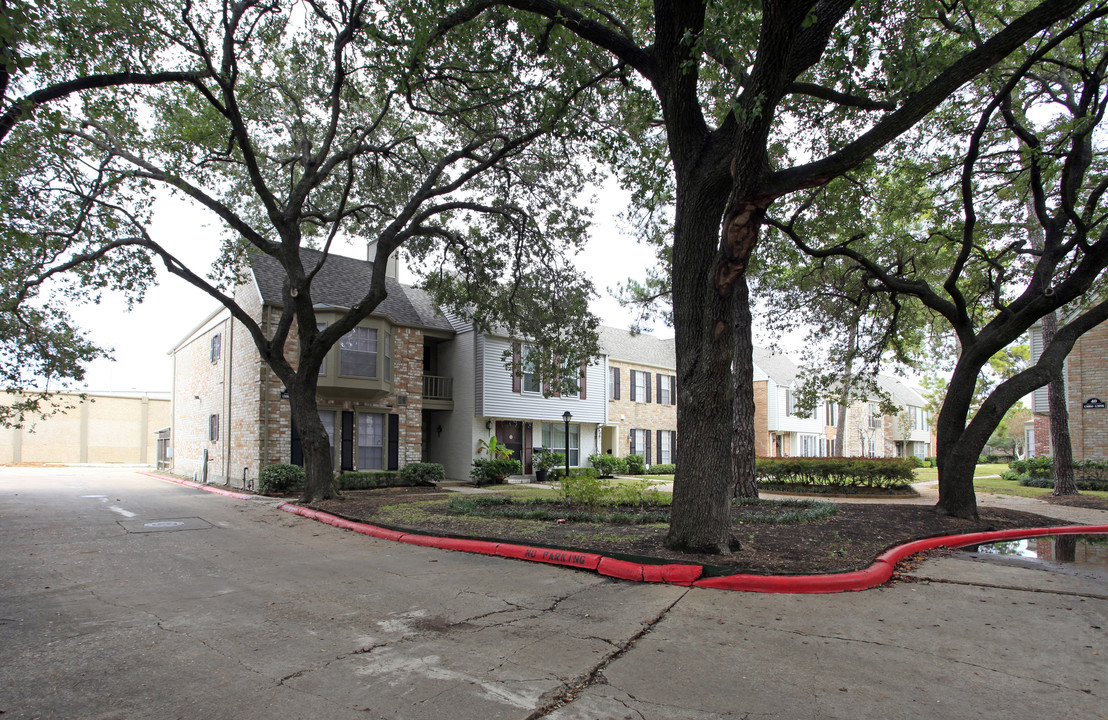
[751,346,799,386]
[876,375,926,407]
[597,326,675,370]
[250,248,454,333]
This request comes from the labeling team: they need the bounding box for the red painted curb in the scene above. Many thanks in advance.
[140,471,253,500]
[273,503,1108,593]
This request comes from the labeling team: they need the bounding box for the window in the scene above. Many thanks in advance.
[543,422,579,466]
[562,357,580,398]
[658,375,674,404]
[868,403,881,428]
[384,332,392,383]
[340,326,377,377]
[658,430,672,464]
[610,367,620,400]
[799,434,818,457]
[208,414,219,442]
[210,333,221,363]
[785,388,795,416]
[632,370,647,402]
[825,401,838,426]
[317,324,327,374]
[521,344,541,393]
[630,428,646,458]
[868,438,877,457]
[319,410,336,463]
[358,413,384,470]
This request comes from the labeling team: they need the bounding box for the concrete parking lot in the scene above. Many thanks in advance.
[1,466,1105,719]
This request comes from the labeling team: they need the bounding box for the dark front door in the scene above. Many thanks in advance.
[495,421,524,469]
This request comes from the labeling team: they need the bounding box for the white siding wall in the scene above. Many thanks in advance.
[480,336,607,423]
[774,385,824,434]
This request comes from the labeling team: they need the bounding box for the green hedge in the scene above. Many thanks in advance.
[755,457,916,490]
[648,463,676,475]
[1008,457,1108,485]
[549,466,600,480]
[259,464,305,494]
[625,454,646,475]
[470,457,522,486]
[399,462,445,486]
[1019,475,1108,492]
[588,453,625,477]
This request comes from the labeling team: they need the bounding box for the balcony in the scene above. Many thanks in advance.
[423,375,453,409]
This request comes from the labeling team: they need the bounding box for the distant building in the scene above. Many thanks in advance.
[0,390,170,465]
[1029,318,1108,461]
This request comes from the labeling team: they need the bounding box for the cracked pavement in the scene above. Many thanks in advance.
[2,466,1105,719]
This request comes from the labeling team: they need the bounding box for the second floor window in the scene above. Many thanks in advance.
[868,403,881,428]
[658,375,673,404]
[340,327,377,378]
[522,344,541,393]
[825,401,838,426]
[632,370,647,402]
[210,333,221,362]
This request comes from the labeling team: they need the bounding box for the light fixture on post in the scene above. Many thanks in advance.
[485,420,492,431]
[562,411,572,480]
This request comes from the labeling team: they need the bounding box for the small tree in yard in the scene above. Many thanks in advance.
[0,0,608,501]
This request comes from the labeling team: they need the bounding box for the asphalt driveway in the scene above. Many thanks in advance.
[1,466,1104,719]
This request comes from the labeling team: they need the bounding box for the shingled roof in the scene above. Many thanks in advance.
[597,326,676,369]
[250,248,454,333]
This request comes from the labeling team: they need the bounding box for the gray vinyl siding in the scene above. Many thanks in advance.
[480,336,607,423]
[474,332,486,418]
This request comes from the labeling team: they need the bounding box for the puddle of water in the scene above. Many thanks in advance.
[958,535,1108,573]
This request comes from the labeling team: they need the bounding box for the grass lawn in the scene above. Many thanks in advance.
[914,463,1108,500]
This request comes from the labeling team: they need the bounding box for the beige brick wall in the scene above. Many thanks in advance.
[1,392,169,465]
[1067,321,1108,462]
[608,361,676,461]
[172,287,431,487]
[754,381,771,456]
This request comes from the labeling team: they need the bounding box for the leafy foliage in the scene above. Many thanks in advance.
[755,457,916,490]
[258,463,306,495]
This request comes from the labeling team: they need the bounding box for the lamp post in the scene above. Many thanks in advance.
[562,411,572,480]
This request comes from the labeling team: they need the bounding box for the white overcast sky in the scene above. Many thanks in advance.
[67,178,735,393]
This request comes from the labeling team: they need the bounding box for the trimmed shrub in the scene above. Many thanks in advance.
[399,462,445,486]
[336,471,398,490]
[259,464,306,495]
[648,463,676,475]
[470,457,522,486]
[588,453,623,478]
[755,456,915,490]
[1008,456,1053,479]
[625,454,646,475]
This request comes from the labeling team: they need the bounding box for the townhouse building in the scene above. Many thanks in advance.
[598,326,677,467]
[1028,318,1108,462]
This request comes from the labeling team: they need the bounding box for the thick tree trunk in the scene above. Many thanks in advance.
[935,359,982,519]
[664,171,736,554]
[733,276,758,499]
[1042,313,1078,495]
[288,382,338,503]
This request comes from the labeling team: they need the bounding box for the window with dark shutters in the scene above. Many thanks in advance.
[611,367,620,400]
[512,342,522,393]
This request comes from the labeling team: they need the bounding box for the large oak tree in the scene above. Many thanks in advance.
[438,0,1096,548]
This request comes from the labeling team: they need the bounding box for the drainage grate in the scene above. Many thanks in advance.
[118,517,212,533]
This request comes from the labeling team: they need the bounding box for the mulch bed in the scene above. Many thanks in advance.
[306,486,1072,575]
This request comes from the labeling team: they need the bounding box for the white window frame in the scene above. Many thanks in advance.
[633,371,646,403]
[357,412,385,470]
[658,375,672,404]
[210,333,221,363]
[543,422,580,466]
[659,431,671,464]
[522,344,541,394]
[340,326,378,378]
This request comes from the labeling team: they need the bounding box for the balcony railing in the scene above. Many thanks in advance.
[423,375,453,401]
